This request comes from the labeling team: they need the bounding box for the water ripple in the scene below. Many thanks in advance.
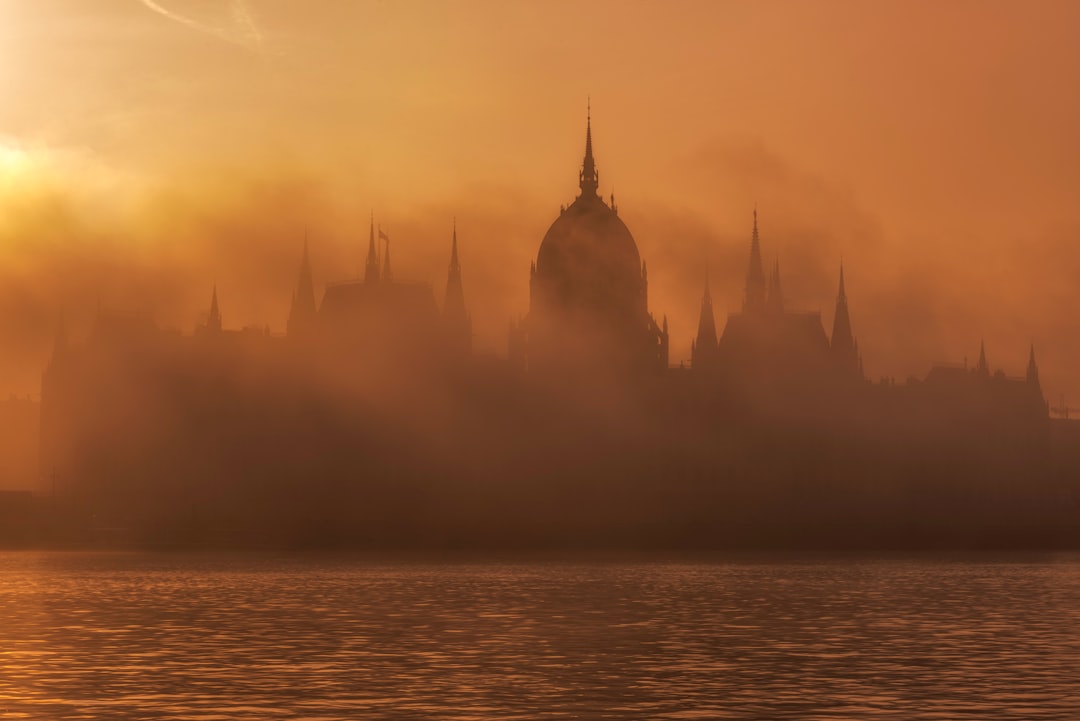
[1,553,1079,719]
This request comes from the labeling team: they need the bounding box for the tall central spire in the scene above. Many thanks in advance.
[579,99,598,198]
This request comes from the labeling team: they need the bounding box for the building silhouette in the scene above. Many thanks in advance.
[690,209,862,407]
[26,105,1078,549]
[525,108,668,376]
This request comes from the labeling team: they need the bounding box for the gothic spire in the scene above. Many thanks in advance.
[977,340,989,377]
[693,270,718,369]
[579,99,599,198]
[287,237,317,338]
[207,284,222,332]
[1027,343,1039,385]
[443,219,470,354]
[743,206,767,313]
[830,263,858,375]
[365,212,380,284]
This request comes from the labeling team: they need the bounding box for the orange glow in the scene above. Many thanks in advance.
[0,0,1078,403]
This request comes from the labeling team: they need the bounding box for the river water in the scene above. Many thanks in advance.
[1,553,1078,719]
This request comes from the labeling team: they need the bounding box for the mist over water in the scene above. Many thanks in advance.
[1,552,1079,719]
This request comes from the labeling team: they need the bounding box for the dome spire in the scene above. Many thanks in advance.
[579,98,598,198]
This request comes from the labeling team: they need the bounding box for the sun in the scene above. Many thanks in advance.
[0,140,31,176]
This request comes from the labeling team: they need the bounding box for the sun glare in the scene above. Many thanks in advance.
[0,140,31,176]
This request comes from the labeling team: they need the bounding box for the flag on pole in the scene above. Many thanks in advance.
[378,227,389,241]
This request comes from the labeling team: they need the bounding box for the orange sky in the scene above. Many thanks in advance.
[0,0,1078,404]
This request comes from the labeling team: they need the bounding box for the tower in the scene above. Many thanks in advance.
[830,264,859,376]
[443,220,471,355]
[579,97,599,198]
[976,340,989,377]
[1026,343,1040,387]
[364,214,380,284]
[287,238,318,338]
[207,285,222,333]
[691,271,718,370]
[743,208,767,314]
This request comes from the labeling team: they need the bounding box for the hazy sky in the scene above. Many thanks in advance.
[0,0,1078,402]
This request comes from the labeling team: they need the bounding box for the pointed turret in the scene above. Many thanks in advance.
[443,219,470,354]
[1026,343,1040,386]
[287,238,318,338]
[830,264,859,375]
[579,100,599,198]
[692,272,718,370]
[207,285,222,333]
[743,207,767,313]
[766,258,784,314]
[365,213,380,284]
[976,340,989,377]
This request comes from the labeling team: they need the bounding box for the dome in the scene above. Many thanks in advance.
[536,193,641,289]
[530,109,647,324]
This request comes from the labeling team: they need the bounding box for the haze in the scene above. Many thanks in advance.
[1,0,1078,404]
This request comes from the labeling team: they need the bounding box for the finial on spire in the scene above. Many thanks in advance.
[579,100,598,197]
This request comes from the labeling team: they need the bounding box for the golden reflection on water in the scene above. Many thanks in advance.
[1,553,1079,719]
